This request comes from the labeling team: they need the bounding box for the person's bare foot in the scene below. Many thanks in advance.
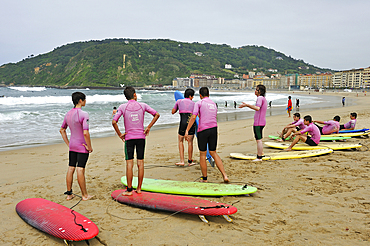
[136,189,142,194]
[223,176,230,183]
[175,162,185,166]
[188,162,196,166]
[277,138,284,142]
[252,158,262,162]
[66,194,75,201]
[283,148,292,152]
[82,195,94,201]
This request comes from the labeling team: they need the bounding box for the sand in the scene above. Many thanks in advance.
[1,91,369,245]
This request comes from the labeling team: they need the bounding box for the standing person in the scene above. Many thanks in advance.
[112,107,117,117]
[172,88,196,166]
[234,101,237,108]
[342,97,345,106]
[284,115,321,151]
[313,116,340,135]
[112,86,160,196]
[239,84,267,161]
[287,96,292,117]
[277,113,306,141]
[340,112,357,130]
[185,87,229,183]
[296,98,300,108]
[269,101,272,108]
[60,92,94,201]
[225,101,227,107]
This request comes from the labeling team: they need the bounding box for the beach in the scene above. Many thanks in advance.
[1,91,369,245]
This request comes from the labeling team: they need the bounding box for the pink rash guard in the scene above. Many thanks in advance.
[253,96,267,126]
[192,97,217,132]
[322,120,340,134]
[113,100,157,141]
[344,119,356,129]
[61,108,89,153]
[300,123,321,144]
[173,98,195,113]
[293,119,306,130]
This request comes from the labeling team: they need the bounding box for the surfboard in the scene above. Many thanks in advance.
[121,176,257,196]
[269,135,350,141]
[174,91,215,166]
[264,141,362,150]
[111,189,237,223]
[323,132,369,138]
[339,128,369,133]
[16,198,99,243]
[230,148,333,160]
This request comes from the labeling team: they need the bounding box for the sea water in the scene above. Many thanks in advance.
[0,87,328,151]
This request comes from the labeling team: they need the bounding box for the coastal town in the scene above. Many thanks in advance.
[173,66,370,91]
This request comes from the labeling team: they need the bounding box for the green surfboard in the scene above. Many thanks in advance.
[121,176,257,196]
[269,135,350,141]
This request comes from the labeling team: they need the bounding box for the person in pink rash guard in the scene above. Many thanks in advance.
[184,87,229,183]
[172,88,196,166]
[112,86,160,196]
[277,113,306,141]
[60,92,94,201]
[313,116,341,135]
[340,112,357,130]
[284,115,321,151]
[239,84,267,161]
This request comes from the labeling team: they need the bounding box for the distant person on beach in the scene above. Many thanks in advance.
[239,84,267,161]
[287,96,292,117]
[342,97,345,106]
[313,116,340,135]
[296,98,300,108]
[112,107,117,117]
[225,101,227,107]
[284,115,321,151]
[340,112,357,130]
[269,101,272,108]
[172,88,196,166]
[60,92,94,201]
[112,86,160,196]
[234,101,236,108]
[277,113,306,142]
[185,87,229,183]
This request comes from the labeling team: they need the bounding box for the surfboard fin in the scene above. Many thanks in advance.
[223,215,233,222]
[63,239,69,245]
[199,215,208,223]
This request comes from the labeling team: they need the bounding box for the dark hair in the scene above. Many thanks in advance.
[350,112,357,118]
[288,96,291,99]
[124,86,136,100]
[303,115,312,123]
[333,115,340,122]
[293,113,300,118]
[184,88,195,98]
[72,92,86,106]
[113,107,117,109]
[256,84,266,97]
[199,87,209,97]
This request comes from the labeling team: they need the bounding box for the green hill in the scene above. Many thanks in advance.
[0,39,332,87]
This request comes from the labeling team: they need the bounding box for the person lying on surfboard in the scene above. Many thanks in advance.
[172,88,196,166]
[284,115,321,151]
[313,116,340,135]
[339,112,357,130]
[60,92,94,201]
[185,87,229,183]
[277,113,306,142]
[112,86,160,196]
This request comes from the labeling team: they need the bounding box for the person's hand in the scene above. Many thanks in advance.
[83,144,93,153]
[185,130,189,142]
[238,102,247,108]
[119,133,126,141]
[144,127,151,136]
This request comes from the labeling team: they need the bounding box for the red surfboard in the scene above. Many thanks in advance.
[111,189,237,222]
[16,198,99,242]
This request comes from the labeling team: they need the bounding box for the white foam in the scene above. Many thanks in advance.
[8,86,46,92]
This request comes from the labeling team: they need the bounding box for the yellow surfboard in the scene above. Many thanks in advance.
[264,141,362,150]
[325,131,369,138]
[230,148,333,160]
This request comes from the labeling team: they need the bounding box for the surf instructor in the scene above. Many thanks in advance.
[239,85,267,161]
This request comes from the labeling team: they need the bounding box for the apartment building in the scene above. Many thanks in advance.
[297,73,332,88]
[332,67,370,89]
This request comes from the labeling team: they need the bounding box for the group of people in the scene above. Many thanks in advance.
[59,86,357,200]
[277,112,357,151]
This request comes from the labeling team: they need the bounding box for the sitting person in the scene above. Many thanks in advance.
[284,115,321,151]
[313,116,340,135]
[340,112,357,130]
[278,113,306,141]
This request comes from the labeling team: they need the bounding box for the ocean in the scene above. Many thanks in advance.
[0,87,335,151]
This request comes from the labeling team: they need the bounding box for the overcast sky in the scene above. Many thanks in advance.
[0,0,369,70]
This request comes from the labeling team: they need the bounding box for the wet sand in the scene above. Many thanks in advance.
[0,91,369,245]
